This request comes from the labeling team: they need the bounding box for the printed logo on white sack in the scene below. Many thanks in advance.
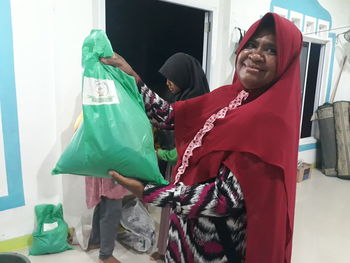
[83,77,119,105]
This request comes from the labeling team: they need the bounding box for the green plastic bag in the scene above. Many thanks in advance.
[29,204,72,255]
[52,29,167,185]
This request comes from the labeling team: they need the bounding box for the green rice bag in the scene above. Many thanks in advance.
[29,204,72,255]
[52,29,167,185]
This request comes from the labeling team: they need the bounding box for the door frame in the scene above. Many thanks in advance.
[93,0,219,90]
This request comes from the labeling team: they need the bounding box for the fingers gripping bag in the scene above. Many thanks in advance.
[52,29,167,185]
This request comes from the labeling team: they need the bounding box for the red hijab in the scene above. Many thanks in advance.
[173,13,302,263]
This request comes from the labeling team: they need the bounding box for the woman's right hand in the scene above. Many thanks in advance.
[108,170,145,199]
[100,53,138,78]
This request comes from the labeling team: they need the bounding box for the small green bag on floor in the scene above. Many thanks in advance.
[29,204,72,255]
[52,29,167,185]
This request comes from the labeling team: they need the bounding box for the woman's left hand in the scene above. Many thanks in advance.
[100,53,137,78]
[108,170,145,199]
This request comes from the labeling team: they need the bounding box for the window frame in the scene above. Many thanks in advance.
[299,34,332,144]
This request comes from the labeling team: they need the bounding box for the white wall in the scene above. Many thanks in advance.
[319,0,350,102]
[1,0,349,242]
[0,0,94,241]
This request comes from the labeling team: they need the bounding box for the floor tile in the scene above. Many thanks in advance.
[14,169,350,263]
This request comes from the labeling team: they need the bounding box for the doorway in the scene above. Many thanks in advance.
[105,0,210,101]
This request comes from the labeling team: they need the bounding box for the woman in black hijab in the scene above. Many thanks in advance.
[154,52,210,261]
[159,52,210,101]
[155,52,210,169]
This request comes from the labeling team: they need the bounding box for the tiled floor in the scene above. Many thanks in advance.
[16,205,163,263]
[292,169,350,263]
[15,169,350,263]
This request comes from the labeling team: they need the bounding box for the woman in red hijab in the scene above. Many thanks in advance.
[105,12,302,263]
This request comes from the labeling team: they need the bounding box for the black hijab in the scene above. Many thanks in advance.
[159,52,210,101]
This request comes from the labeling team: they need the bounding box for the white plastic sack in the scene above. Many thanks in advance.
[117,199,156,252]
[71,209,94,250]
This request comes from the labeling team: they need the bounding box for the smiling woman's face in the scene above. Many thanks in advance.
[236,29,277,90]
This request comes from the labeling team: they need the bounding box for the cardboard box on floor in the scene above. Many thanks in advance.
[297,162,312,182]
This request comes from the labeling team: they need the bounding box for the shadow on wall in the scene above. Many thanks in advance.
[60,94,82,149]
[36,93,86,226]
[223,27,243,85]
[60,94,87,226]
[36,145,62,203]
[335,35,350,72]
[332,33,350,102]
